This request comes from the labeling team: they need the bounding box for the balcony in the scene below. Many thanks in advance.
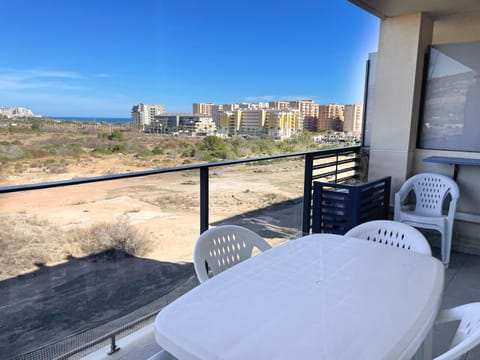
[1,146,362,359]
[2,143,480,359]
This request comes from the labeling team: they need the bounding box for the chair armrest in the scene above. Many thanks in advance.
[396,184,411,204]
[434,308,458,325]
[447,198,458,223]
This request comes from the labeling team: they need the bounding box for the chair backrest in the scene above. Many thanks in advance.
[193,225,272,283]
[399,173,460,217]
[344,220,432,255]
[435,303,480,360]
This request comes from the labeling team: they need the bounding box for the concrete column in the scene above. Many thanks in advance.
[368,13,433,193]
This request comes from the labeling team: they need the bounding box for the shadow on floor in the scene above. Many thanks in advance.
[0,249,194,359]
[211,197,304,240]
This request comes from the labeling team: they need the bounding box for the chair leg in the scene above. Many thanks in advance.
[441,230,451,268]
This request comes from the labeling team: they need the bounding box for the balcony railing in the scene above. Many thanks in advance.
[1,145,361,359]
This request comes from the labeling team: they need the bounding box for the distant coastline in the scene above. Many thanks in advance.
[50,116,131,124]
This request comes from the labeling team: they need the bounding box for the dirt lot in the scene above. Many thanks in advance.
[0,137,306,358]
[1,155,305,275]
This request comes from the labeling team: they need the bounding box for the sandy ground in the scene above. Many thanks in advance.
[1,155,305,275]
[1,154,307,358]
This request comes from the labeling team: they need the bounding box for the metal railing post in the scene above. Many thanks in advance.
[200,167,209,234]
[302,153,314,235]
[335,153,339,183]
[107,335,120,355]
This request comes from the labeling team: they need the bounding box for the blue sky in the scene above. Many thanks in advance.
[0,0,379,118]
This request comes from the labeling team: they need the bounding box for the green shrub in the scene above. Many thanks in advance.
[152,145,164,155]
[197,136,227,159]
[0,144,31,161]
[108,129,125,141]
[135,148,153,158]
[98,132,109,139]
[31,121,41,131]
[72,216,151,256]
[181,143,195,158]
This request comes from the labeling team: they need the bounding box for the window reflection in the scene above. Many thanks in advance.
[419,42,480,152]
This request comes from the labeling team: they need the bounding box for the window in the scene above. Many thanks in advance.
[418,41,480,152]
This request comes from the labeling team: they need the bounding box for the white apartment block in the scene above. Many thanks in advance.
[211,105,223,127]
[0,107,35,118]
[131,103,165,128]
[192,103,215,116]
[268,101,291,109]
[266,109,301,139]
[343,103,364,135]
[219,108,301,138]
[220,109,266,136]
[149,113,216,135]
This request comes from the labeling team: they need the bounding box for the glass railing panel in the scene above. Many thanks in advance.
[0,172,200,359]
[209,157,305,248]
[0,145,362,359]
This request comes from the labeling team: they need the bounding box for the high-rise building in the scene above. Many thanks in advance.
[343,103,364,135]
[150,113,216,134]
[0,107,36,118]
[222,103,240,111]
[220,109,267,136]
[318,104,344,131]
[268,101,291,109]
[211,105,224,127]
[289,100,319,118]
[266,109,301,139]
[219,108,301,138]
[192,103,215,116]
[131,103,165,128]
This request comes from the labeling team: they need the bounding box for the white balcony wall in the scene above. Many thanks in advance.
[369,13,433,191]
[413,11,480,252]
[370,9,480,252]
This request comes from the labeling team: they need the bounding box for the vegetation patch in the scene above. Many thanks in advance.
[71,216,152,256]
[0,215,67,280]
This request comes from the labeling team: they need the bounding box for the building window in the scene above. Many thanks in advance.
[418,41,480,152]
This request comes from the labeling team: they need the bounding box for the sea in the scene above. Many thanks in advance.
[50,116,131,124]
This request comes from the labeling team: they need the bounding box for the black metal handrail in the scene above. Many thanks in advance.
[4,145,361,359]
[0,145,361,235]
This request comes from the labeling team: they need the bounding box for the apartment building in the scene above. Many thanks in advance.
[0,107,35,118]
[288,100,319,132]
[150,113,216,134]
[289,100,319,118]
[317,104,344,131]
[192,103,215,116]
[131,103,165,128]
[343,103,363,135]
[219,108,301,138]
[266,109,301,139]
[220,109,267,136]
[268,101,290,109]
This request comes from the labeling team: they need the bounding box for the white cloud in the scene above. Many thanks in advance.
[0,69,134,116]
[242,95,317,102]
[0,89,133,117]
[0,68,85,91]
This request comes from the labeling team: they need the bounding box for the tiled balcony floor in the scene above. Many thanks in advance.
[433,247,480,359]
[83,246,480,360]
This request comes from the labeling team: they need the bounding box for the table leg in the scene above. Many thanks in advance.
[412,329,433,360]
[453,164,459,181]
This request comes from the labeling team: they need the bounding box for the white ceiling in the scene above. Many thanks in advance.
[349,0,480,19]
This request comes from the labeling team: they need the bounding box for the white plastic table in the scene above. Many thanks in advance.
[155,234,445,360]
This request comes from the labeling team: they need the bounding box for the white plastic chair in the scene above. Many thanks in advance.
[434,303,480,360]
[344,220,432,255]
[394,173,459,267]
[193,225,272,283]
